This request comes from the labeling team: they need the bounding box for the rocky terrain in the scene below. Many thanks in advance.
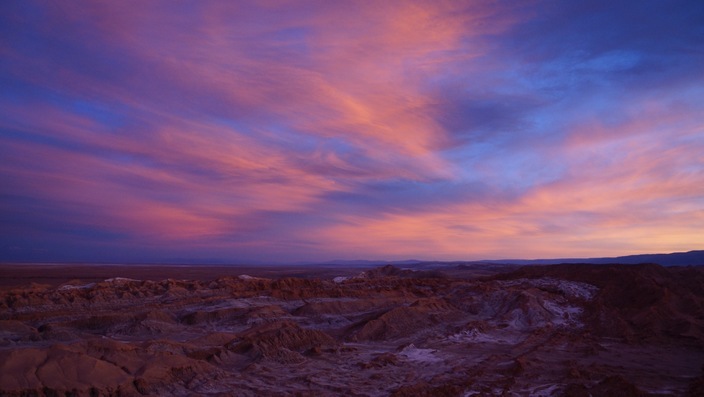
[1,263,703,396]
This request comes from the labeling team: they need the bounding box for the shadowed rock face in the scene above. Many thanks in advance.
[1,264,703,396]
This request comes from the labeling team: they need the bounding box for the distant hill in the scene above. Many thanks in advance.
[321,259,423,267]
[482,250,704,267]
[312,251,704,268]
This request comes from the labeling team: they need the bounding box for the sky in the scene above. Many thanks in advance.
[1,1,703,264]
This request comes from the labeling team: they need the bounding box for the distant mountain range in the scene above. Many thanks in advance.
[480,250,704,266]
[323,250,704,267]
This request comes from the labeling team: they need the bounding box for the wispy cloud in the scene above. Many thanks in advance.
[1,0,702,262]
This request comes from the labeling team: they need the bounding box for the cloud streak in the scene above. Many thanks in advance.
[1,0,703,262]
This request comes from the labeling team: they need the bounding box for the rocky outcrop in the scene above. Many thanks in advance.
[229,320,338,364]
[496,264,704,345]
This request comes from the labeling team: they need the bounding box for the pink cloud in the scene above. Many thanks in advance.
[24,1,526,181]
[2,1,702,262]
[312,89,704,260]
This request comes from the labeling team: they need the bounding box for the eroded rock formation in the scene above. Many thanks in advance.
[1,264,703,396]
